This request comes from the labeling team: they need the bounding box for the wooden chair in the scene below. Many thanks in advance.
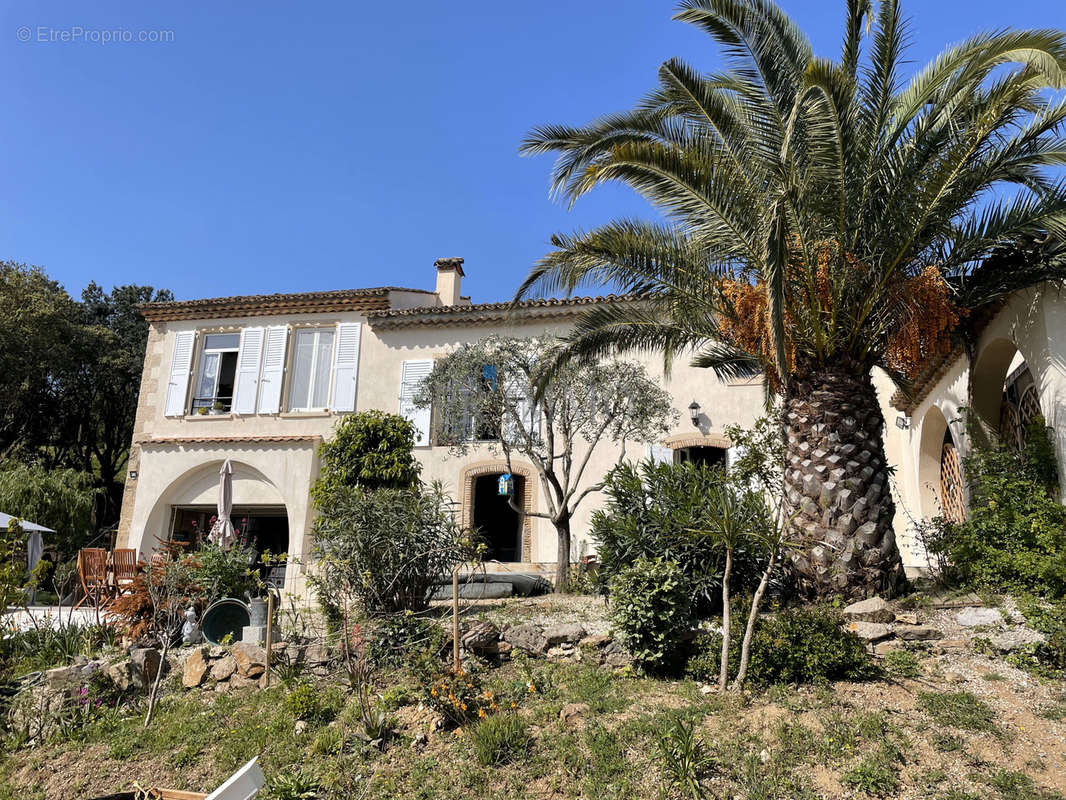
[74,548,110,609]
[112,548,140,597]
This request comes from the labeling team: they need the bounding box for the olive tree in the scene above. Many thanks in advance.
[416,335,675,590]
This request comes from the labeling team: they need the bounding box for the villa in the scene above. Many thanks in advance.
[115,258,1066,596]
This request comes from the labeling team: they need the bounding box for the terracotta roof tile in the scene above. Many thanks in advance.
[366,294,641,328]
[136,434,320,446]
[139,287,433,322]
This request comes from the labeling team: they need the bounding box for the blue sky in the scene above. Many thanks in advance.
[0,1,1063,304]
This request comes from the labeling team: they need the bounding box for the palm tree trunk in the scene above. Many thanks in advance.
[782,357,906,600]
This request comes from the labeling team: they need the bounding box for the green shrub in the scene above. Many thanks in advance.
[471,714,531,766]
[311,482,471,614]
[365,613,444,668]
[284,683,321,722]
[687,605,876,686]
[927,421,1066,598]
[1011,596,1066,678]
[264,768,320,800]
[883,649,921,679]
[312,410,422,501]
[608,557,693,674]
[189,542,256,603]
[380,686,412,711]
[842,745,902,797]
[591,461,770,615]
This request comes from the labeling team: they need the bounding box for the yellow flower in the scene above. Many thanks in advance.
[430,688,437,697]
[460,703,467,711]
[478,708,486,718]
[528,684,536,694]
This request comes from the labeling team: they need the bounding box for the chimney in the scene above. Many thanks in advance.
[434,257,464,306]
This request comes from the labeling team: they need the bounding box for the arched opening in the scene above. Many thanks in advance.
[918,405,955,519]
[472,473,524,563]
[149,460,290,587]
[972,337,1043,451]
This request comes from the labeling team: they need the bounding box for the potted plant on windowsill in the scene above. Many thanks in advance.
[210,401,226,415]
[196,407,209,416]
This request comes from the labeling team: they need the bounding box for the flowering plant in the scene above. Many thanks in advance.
[421,667,499,727]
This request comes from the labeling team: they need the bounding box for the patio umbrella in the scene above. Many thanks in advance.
[207,459,237,549]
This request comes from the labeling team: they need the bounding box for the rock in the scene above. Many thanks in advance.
[559,702,590,727]
[210,655,237,681]
[294,720,308,736]
[182,648,209,688]
[895,625,943,641]
[848,621,893,642]
[130,648,165,686]
[871,641,902,657]
[44,665,81,685]
[990,629,1045,652]
[479,641,512,656]
[699,684,715,696]
[579,634,612,649]
[461,621,501,650]
[543,623,586,645]
[207,645,227,659]
[934,639,968,652]
[232,642,267,678]
[229,672,258,689]
[944,671,966,684]
[503,623,549,655]
[957,607,1003,627]
[547,645,580,661]
[106,661,134,691]
[411,732,428,750]
[303,643,330,665]
[213,680,231,693]
[894,612,919,625]
[842,597,894,623]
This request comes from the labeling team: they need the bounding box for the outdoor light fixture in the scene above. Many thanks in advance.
[688,401,701,426]
[895,415,909,430]
[128,470,138,480]
[497,473,515,497]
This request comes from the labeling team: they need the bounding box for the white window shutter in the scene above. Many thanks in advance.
[330,323,361,413]
[164,331,196,417]
[232,327,265,415]
[256,326,288,414]
[504,376,536,441]
[399,359,434,447]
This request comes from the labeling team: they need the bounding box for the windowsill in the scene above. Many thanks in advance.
[279,410,332,418]
[184,412,235,421]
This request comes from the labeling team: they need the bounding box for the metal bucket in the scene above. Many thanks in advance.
[201,598,250,646]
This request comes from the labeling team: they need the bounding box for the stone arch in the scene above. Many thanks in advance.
[917,406,950,519]
[971,337,1022,443]
[663,433,732,450]
[459,461,536,562]
[141,459,287,553]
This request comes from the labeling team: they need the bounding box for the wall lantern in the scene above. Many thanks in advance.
[497,473,515,497]
[128,470,138,480]
[688,401,701,426]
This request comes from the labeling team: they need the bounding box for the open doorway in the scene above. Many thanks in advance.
[169,505,289,586]
[473,473,523,562]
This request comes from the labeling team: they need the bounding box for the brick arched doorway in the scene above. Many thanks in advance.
[459,462,535,563]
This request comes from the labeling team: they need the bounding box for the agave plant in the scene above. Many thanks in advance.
[518,0,1066,598]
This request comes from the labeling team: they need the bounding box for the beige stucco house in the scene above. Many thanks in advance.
[116,256,1066,596]
[116,258,765,596]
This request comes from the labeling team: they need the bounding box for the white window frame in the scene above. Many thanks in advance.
[192,332,241,412]
[286,326,337,412]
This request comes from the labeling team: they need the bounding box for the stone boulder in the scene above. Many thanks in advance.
[182,648,209,688]
[210,655,238,681]
[894,625,943,641]
[503,623,549,655]
[956,607,1003,627]
[990,628,1045,652]
[130,647,165,687]
[847,621,893,642]
[461,621,500,650]
[544,623,586,645]
[842,597,894,624]
[559,702,590,727]
[232,642,267,678]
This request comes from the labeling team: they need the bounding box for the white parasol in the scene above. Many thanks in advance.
[207,459,237,549]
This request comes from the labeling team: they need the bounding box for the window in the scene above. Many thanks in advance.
[192,333,240,412]
[288,328,335,411]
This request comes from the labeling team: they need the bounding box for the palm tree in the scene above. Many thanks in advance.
[517,0,1066,599]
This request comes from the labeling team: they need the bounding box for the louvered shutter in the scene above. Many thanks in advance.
[399,359,434,447]
[330,323,362,413]
[232,327,265,415]
[504,375,536,441]
[257,326,289,414]
[164,331,196,417]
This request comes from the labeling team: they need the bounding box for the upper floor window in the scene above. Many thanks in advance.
[193,333,240,412]
[288,328,335,411]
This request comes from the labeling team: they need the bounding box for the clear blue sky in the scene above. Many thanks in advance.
[0,1,1063,304]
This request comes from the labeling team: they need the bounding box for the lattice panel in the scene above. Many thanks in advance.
[940,441,966,523]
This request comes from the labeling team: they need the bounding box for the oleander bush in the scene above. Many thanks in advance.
[592,461,769,615]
